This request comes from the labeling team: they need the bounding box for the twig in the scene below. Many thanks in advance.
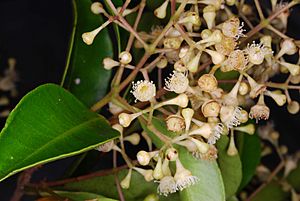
[27,162,137,188]
[246,161,285,201]
[11,167,39,201]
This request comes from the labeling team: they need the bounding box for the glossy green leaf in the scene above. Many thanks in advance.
[42,191,118,201]
[250,181,289,201]
[62,169,180,201]
[141,117,226,201]
[216,136,242,199]
[236,132,261,191]
[0,84,119,182]
[61,0,113,107]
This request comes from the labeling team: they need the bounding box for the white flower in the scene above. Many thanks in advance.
[222,17,245,40]
[245,42,273,65]
[131,80,156,102]
[164,71,189,94]
[157,176,177,196]
[208,123,224,144]
[174,158,199,191]
[220,106,242,128]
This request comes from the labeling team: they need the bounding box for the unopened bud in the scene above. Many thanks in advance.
[120,169,132,189]
[119,51,132,64]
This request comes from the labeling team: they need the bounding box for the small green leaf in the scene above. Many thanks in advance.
[0,84,119,182]
[236,132,261,191]
[216,136,242,199]
[141,117,226,201]
[62,169,180,201]
[62,0,113,107]
[42,191,118,201]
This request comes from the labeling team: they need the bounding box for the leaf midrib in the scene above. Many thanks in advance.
[4,116,102,173]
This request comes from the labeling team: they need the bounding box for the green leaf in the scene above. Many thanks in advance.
[0,84,119,182]
[216,136,242,199]
[42,191,118,201]
[287,161,300,191]
[250,181,289,201]
[61,0,113,107]
[141,117,226,201]
[62,169,180,201]
[178,147,226,201]
[236,132,261,191]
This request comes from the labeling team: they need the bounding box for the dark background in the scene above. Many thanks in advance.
[0,0,299,200]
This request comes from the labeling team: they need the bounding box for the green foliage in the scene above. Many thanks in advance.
[62,0,113,107]
[236,132,261,190]
[62,169,180,201]
[216,136,242,199]
[250,182,289,201]
[0,84,119,181]
[43,191,118,201]
[141,117,226,201]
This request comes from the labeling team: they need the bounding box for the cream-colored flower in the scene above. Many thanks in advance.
[164,71,189,94]
[157,176,177,196]
[131,80,156,102]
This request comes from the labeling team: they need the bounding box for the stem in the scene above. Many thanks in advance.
[254,0,265,20]
[11,167,39,201]
[240,1,297,44]
[246,161,285,201]
[125,0,146,52]
[266,24,288,39]
[27,163,136,188]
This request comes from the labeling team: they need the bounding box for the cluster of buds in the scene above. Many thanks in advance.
[83,0,300,197]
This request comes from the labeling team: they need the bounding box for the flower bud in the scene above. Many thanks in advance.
[161,94,189,108]
[137,150,151,166]
[201,29,212,39]
[203,5,216,29]
[174,60,187,72]
[182,108,194,132]
[227,133,238,156]
[204,49,225,65]
[276,38,298,59]
[244,74,266,98]
[118,112,141,127]
[133,167,154,182]
[165,147,178,161]
[153,157,164,180]
[238,82,249,95]
[162,158,171,176]
[240,109,249,123]
[198,30,222,44]
[156,56,168,68]
[120,169,132,189]
[166,115,185,132]
[260,35,272,48]
[178,12,201,27]
[154,0,169,19]
[119,51,132,65]
[82,22,109,45]
[186,51,202,73]
[197,74,218,92]
[265,90,286,106]
[103,57,120,70]
[124,133,141,145]
[91,2,105,14]
[287,100,300,114]
[189,137,209,153]
[163,37,183,49]
[201,100,221,117]
[278,61,300,76]
[234,124,255,135]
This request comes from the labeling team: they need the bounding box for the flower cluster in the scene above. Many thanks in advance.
[83,0,300,198]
